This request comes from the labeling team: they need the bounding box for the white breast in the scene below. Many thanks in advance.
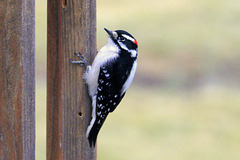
[84,38,119,98]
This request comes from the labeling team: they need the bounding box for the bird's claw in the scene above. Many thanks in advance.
[70,52,87,66]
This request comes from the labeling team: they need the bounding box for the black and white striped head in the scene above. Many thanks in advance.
[104,28,138,57]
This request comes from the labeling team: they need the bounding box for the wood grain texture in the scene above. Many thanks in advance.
[0,0,35,160]
[47,0,96,160]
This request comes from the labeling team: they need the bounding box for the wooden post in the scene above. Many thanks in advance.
[0,0,35,160]
[47,0,96,160]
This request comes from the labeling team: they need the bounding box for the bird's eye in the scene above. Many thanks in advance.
[118,36,125,41]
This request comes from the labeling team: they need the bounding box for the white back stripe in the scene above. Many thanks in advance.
[121,61,137,95]
[130,50,137,58]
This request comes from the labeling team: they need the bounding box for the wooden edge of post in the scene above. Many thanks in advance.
[47,0,96,159]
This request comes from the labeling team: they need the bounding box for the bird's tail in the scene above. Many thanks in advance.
[86,117,107,147]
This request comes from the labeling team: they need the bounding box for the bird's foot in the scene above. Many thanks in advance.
[70,52,87,67]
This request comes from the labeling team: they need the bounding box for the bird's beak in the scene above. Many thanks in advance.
[104,28,118,40]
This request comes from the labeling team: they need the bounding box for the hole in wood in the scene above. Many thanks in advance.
[62,0,67,8]
[78,112,83,117]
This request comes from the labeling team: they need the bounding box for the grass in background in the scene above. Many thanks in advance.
[36,84,240,160]
[36,86,46,160]
[98,86,240,160]
[36,0,240,159]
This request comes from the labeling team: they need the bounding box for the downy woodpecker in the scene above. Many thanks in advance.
[71,28,138,147]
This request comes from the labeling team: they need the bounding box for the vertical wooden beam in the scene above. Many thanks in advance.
[0,0,35,160]
[47,0,96,160]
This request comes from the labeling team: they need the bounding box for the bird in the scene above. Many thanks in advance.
[71,28,138,147]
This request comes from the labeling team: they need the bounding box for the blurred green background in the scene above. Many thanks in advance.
[36,0,240,159]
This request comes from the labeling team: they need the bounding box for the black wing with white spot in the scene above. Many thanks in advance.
[87,56,134,147]
[87,62,126,147]
[96,63,126,115]
[96,55,135,116]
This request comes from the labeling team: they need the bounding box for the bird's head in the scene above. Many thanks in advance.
[104,28,138,57]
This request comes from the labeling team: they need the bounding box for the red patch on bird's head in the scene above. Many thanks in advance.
[134,39,138,46]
